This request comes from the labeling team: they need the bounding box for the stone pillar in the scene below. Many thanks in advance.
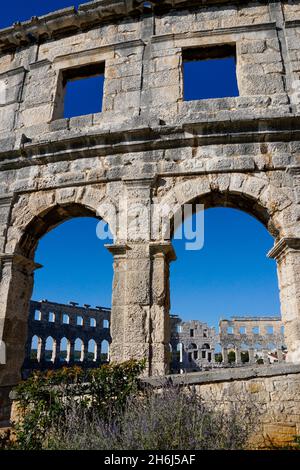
[248,348,255,364]
[83,341,89,363]
[69,340,75,364]
[106,241,176,376]
[268,238,300,363]
[0,253,41,387]
[235,347,242,365]
[262,349,269,365]
[277,348,284,363]
[149,242,176,376]
[222,347,228,365]
[39,338,46,364]
[54,339,60,366]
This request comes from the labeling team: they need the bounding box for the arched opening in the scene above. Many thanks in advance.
[59,337,70,362]
[88,339,97,362]
[100,340,109,363]
[240,343,250,364]
[254,343,263,364]
[169,194,280,372]
[8,202,114,379]
[30,335,42,362]
[74,338,84,362]
[45,336,56,363]
[226,344,236,364]
[214,343,223,364]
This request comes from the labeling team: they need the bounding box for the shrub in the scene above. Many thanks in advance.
[45,385,257,450]
[12,359,145,450]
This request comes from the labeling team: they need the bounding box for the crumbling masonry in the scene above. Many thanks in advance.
[1,0,300,431]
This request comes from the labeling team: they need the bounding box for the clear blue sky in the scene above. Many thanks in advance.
[2,2,281,328]
[0,1,91,28]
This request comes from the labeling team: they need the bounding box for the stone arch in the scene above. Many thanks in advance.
[100,339,109,362]
[59,337,70,362]
[88,339,97,362]
[7,188,118,258]
[0,193,116,387]
[157,173,294,240]
[157,173,300,365]
[74,338,84,362]
[45,336,56,363]
[30,335,42,362]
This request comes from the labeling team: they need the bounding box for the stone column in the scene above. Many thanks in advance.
[39,338,46,364]
[106,241,176,376]
[262,349,269,365]
[69,340,75,364]
[83,341,89,363]
[268,238,300,363]
[248,348,255,365]
[149,242,176,376]
[0,253,41,387]
[235,347,242,365]
[54,339,60,366]
[222,347,228,365]
[277,348,284,363]
[105,243,130,366]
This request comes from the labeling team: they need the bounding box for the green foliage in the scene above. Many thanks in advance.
[227,350,236,363]
[12,359,145,450]
[214,353,223,363]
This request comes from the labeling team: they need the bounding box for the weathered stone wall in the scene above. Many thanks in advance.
[170,316,218,372]
[0,0,300,426]
[144,363,300,448]
[219,316,285,365]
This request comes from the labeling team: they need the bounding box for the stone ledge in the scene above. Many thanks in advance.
[1,113,300,171]
[142,363,300,387]
[0,0,241,53]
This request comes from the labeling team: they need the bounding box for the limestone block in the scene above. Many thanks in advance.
[0,69,25,106]
[126,271,150,304]
[0,104,18,133]
[16,103,53,128]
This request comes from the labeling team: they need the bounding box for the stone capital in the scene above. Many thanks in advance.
[267,237,300,261]
[0,253,42,273]
[149,241,177,262]
[104,243,130,258]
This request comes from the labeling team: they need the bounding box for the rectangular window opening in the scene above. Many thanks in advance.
[183,44,239,101]
[266,325,274,335]
[48,312,55,323]
[60,62,105,119]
